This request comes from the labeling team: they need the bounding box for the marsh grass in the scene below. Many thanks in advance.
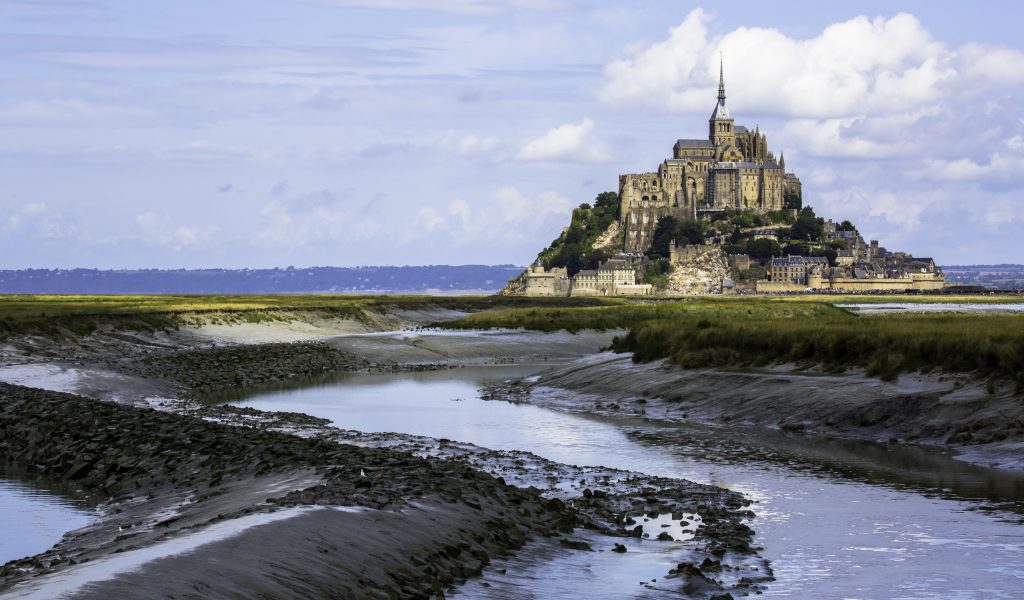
[615,313,1023,385]
[438,297,1024,385]
[0,294,613,339]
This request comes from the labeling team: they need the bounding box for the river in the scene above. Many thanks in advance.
[230,365,1024,599]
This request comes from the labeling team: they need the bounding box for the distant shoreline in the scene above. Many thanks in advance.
[0,265,524,295]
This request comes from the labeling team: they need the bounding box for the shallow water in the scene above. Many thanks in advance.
[839,302,1024,314]
[232,366,1024,599]
[6,507,325,600]
[0,478,94,565]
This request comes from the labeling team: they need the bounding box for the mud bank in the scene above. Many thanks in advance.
[0,380,766,599]
[503,353,1024,471]
[0,382,580,598]
[0,307,768,598]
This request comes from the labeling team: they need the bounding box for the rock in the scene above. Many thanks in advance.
[612,543,627,553]
[559,539,592,551]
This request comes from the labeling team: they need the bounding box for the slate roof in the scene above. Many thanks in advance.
[772,256,829,267]
[710,100,731,120]
[674,139,714,148]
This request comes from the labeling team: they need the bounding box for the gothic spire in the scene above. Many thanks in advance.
[717,53,726,104]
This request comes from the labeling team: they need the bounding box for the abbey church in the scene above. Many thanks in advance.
[619,61,802,252]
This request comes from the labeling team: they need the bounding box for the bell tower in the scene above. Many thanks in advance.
[708,55,735,149]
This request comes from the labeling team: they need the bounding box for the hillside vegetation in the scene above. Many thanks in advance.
[537,192,620,276]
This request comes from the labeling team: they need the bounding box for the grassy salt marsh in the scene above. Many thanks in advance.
[437,297,1024,385]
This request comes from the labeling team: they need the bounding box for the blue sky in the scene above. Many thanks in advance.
[1,0,1022,268]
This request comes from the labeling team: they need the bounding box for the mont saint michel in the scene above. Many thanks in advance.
[1,4,1022,600]
[509,62,944,297]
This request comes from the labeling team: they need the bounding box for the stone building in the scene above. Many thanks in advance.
[570,257,652,296]
[522,264,569,296]
[619,60,798,253]
[770,256,829,286]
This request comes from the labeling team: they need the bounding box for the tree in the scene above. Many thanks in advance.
[583,248,609,270]
[546,243,583,276]
[650,216,679,258]
[791,206,823,242]
[563,224,584,245]
[811,248,838,266]
[747,238,783,261]
[674,218,706,246]
[783,241,810,256]
[836,220,857,232]
[594,191,618,211]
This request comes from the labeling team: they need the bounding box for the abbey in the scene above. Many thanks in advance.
[619,61,801,252]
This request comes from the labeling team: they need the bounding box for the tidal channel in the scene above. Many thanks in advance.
[229,365,1024,599]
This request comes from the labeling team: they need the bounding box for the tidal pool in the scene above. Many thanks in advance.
[231,366,1024,599]
[0,477,94,566]
[838,302,1024,314]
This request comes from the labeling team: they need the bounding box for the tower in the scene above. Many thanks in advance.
[708,55,735,149]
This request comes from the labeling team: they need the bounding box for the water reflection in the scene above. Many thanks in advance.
[227,366,1024,599]
[620,422,1024,515]
[0,469,94,565]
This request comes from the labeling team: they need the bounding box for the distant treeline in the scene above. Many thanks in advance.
[942,264,1024,290]
[0,266,523,294]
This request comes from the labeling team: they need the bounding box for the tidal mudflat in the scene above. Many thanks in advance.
[0,295,1021,599]
[230,365,1024,599]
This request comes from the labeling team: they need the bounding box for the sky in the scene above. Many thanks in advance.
[1,0,1023,268]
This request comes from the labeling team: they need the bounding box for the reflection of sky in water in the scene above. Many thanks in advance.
[233,367,1024,599]
[0,480,94,565]
[838,302,1024,314]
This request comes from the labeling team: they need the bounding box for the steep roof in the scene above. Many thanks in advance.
[710,100,731,121]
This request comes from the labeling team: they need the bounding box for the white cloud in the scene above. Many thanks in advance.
[413,186,572,246]
[598,9,1021,119]
[415,207,444,232]
[4,202,47,230]
[255,192,382,249]
[437,131,500,157]
[918,154,1024,181]
[458,134,499,155]
[515,118,611,162]
[135,212,210,250]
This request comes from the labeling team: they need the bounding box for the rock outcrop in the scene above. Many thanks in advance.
[664,248,730,295]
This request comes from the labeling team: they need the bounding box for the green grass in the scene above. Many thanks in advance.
[2,293,1021,386]
[437,296,1024,385]
[436,297,843,332]
[0,294,614,338]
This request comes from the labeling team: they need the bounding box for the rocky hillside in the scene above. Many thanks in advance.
[665,248,731,295]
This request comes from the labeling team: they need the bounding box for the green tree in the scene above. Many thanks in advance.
[650,216,679,258]
[810,248,838,266]
[747,238,783,261]
[836,220,857,232]
[583,248,609,270]
[783,241,810,256]
[594,191,619,211]
[563,224,584,245]
[546,243,584,276]
[791,206,823,241]
[674,218,706,246]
